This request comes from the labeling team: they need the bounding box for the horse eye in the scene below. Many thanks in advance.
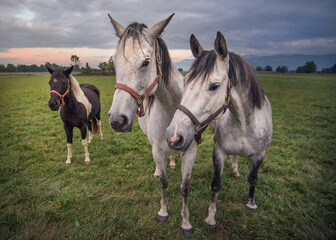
[209,82,220,91]
[142,59,150,68]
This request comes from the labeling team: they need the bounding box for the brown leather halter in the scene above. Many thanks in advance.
[50,80,71,106]
[177,79,238,144]
[114,39,162,117]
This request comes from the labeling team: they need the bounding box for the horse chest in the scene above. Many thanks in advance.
[60,108,86,127]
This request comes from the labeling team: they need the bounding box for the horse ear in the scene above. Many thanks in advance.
[45,65,54,74]
[63,66,73,78]
[214,31,228,60]
[107,14,125,38]
[190,34,204,58]
[150,13,175,37]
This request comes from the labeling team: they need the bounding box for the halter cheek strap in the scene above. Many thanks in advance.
[114,39,162,117]
[50,80,70,106]
[177,79,238,144]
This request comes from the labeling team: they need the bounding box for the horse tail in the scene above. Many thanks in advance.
[92,117,99,134]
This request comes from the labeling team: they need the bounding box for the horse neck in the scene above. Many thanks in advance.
[153,54,184,113]
[63,89,79,112]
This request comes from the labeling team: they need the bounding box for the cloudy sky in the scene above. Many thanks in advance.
[0,0,335,67]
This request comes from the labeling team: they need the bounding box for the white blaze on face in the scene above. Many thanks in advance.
[69,75,92,117]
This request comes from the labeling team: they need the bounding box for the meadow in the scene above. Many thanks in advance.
[0,73,335,239]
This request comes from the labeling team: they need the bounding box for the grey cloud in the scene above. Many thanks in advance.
[0,0,335,55]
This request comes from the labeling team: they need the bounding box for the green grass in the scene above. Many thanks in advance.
[0,73,335,239]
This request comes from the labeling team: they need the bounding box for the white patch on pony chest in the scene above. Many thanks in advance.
[69,75,92,118]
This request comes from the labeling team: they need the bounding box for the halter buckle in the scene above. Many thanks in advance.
[195,124,203,132]
[137,96,144,105]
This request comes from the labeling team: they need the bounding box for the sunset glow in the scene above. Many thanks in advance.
[0,48,192,67]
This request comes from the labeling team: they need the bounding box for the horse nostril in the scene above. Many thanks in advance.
[120,115,128,127]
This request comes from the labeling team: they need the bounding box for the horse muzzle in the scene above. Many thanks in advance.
[48,99,60,111]
[166,125,194,151]
[108,112,133,132]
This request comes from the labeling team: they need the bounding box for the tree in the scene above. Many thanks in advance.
[6,64,17,72]
[178,68,183,72]
[276,65,288,73]
[81,62,92,74]
[70,55,81,72]
[98,62,108,72]
[0,64,7,72]
[264,65,272,72]
[296,61,316,73]
[106,59,115,74]
[256,66,263,71]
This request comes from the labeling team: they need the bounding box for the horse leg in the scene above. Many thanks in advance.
[64,123,73,164]
[205,144,228,229]
[231,155,240,177]
[169,155,176,169]
[154,155,175,177]
[179,142,197,237]
[152,147,168,222]
[246,153,265,210]
[87,120,93,143]
[96,113,103,140]
[153,165,160,178]
[80,125,90,163]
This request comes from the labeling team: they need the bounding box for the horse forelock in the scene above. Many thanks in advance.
[186,51,265,109]
[185,50,217,86]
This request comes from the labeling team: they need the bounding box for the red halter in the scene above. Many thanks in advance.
[114,39,162,117]
[50,80,71,106]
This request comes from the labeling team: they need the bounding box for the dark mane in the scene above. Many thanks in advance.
[118,22,171,86]
[186,51,265,109]
[118,22,172,113]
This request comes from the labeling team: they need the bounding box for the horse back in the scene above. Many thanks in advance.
[80,84,101,119]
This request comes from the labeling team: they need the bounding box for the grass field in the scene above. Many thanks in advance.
[0,73,335,239]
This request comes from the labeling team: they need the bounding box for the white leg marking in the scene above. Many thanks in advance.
[153,165,160,178]
[82,139,90,163]
[169,155,176,169]
[232,155,240,177]
[88,131,92,143]
[98,119,103,140]
[205,194,218,226]
[246,198,258,210]
[66,143,72,164]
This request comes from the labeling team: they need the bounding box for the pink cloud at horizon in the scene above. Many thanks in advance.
[0,48,193,67]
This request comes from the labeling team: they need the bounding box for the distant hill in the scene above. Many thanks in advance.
[174,54,336,71]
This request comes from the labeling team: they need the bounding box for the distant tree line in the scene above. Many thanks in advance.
[321,64,336,73]
[256,65,274,72]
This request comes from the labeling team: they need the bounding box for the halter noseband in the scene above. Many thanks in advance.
[50,80,71,106]
[177,79,238,144]
[114,39,162,117]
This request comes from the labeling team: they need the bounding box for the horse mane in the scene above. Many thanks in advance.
[186,51,265,109]
[118,22,173,114]
[69,75,92,117]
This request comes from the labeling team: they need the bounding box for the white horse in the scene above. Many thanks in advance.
[167,32,273,229]
[107,14,198,236]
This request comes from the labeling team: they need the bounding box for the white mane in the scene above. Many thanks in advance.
[69,75,91,117]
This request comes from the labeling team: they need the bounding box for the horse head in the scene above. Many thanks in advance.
[46,65,73,111]
[107,14,174,132]
[167,32,231,151]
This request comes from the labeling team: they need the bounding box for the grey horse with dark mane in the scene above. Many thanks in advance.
[167,32,273,229]
[107,14,198,236]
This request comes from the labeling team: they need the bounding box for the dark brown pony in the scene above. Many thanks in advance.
[46,66,103,164]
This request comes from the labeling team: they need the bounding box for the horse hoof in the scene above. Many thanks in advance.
[157,214,168,223]
[246,201,258,211]
[169,164,176,169]
[182,228,193,238]
[85,159,90,164]
[65,160,71,164]
[208,224,216,232]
